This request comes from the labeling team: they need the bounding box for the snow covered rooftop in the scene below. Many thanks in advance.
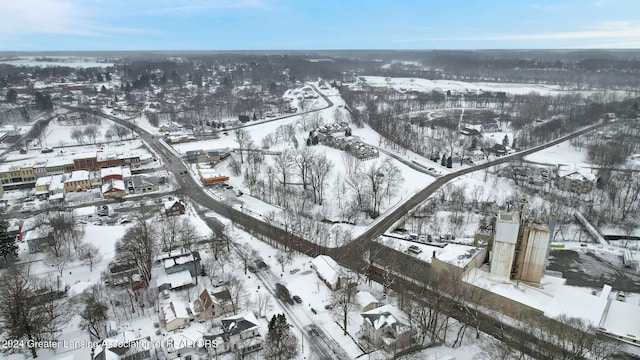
[221,311,259,337]
[35,176,52,187]
[465,267,610,327]
[164,199,183,210]
[157,269,194,290]
[311,255,340,286]
[67,170,90,182]
[100,166,122,177]
[101,179,126,193]
[435,244,485,269]
[599,299,640,344]
[355,291,378,308]
[162,300,190,322]
[164,254,195,269]
[361,304,409,333]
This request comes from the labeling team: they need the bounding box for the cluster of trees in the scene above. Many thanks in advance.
[70,124,100,144]
[232,116,406,229]
[264,314,298,360]
[0,264,67,358]
[0,220,19,264]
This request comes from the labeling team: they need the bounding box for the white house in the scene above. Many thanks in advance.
[162,300,191,332]
[205,312,262,356]
[360,304,412,352]
[311,255,341,290]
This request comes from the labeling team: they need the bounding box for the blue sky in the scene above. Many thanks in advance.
[1,0,639,51]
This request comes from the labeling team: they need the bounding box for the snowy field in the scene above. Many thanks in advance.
[0,56,114,68]
[360,76,564,95]
[524,138,590,168]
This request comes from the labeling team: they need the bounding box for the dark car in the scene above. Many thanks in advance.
[275,283,294,305]
[292,295,302,304]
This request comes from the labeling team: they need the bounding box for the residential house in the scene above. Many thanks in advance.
[157,269,194,292]
[205,312,262,356]
[24,230,47,253]
[107,261,139,287]
[164,200,186,216]
[64,170,91,192]
[102,179,126,199]
[192,288,234,321]
[489,144,508,156]
[360,304,412,352]
[161,301,191,332]
[481,122,502,133]
[311,255,341,290]
[93,331,152,360]
[160,250,202,277]
[555,170,594,194]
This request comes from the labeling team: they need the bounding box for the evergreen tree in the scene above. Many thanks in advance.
[5,88,17,103]
[447,156,453,168]
[0,220,18,262]
[265,314,298,360]
[441,153,447,166]
[34,91,53,111]
[471,136,477,149]
[502,134,509,147]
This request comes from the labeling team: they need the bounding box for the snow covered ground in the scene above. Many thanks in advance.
[360,76,564,96]
[0,56,114,68]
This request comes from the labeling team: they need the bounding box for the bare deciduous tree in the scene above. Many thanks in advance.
[309,152,333,205]
[115,219,157,286]
[79,284,109,340]
[234,128,251,163]
[83,125,99,144]
[77,242,102,272]
[0,265,65,358]
[331,273,357,335]
[71,128,85,144]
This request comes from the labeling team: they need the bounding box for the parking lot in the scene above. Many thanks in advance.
[547,249,640,292]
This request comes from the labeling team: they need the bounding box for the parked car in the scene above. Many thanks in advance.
[212,279,226,287]
[408,245,423,255]
[293,295,302,304]
[289,268,300,275]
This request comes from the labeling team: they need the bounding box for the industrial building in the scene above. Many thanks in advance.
[489,211,552,284]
